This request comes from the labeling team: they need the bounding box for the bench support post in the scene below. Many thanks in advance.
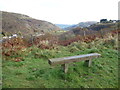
[88,60,92,67]
[62,64,69,73]
[84,60,92,67]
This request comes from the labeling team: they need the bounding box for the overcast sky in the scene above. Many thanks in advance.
[0,0,119,24]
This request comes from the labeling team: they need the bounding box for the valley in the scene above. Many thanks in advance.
[1,11,119,88]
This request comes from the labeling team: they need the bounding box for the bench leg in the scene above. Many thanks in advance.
[88,60,92,67]
[84,60,92,67]
[62,64,69,73]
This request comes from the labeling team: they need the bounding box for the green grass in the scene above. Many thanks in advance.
[2,42,118,88]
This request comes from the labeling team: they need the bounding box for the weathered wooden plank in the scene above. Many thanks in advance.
[49,53,101,66]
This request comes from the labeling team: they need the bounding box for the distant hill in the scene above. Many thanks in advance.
[1,11,61,36]
[64,21,97,30]
[87,23,117,31]
[78,21,97,27]
[59,22,118,40]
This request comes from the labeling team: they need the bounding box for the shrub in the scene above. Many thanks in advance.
[69,46,80,53]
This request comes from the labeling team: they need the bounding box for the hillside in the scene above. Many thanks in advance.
[87,23,117,31]
[64,21,97,30]
[59,27,97,41]
[59,22,118,41]
[1,11,62,36]
[2,29,119,88]
[1,11,119,89]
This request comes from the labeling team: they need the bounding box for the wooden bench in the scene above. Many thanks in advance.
[48,53,101,73]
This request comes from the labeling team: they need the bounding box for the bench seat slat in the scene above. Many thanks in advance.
[49,53,101,65]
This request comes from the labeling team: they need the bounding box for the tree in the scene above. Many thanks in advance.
[100,19,108,23]
[1,32,5,36]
